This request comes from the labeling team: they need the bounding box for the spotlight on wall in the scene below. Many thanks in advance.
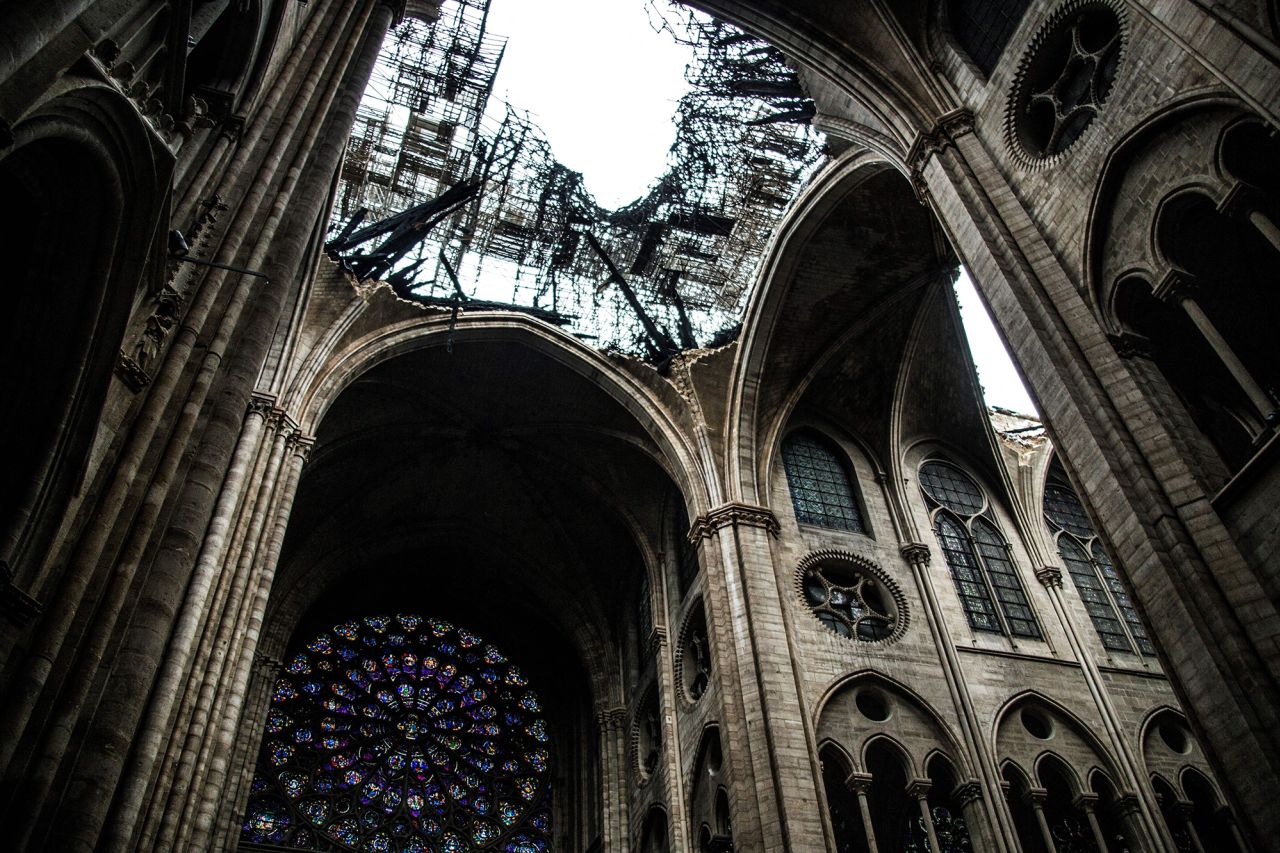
[167,229,270,281]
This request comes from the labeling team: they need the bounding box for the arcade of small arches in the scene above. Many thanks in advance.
[2,0,1280,852]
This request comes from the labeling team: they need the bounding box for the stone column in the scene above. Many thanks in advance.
[1218,806,1252,853]
[1115,794,1150,853]
[1074,793,1109,853]
[1025,788,1058,853]
[693,502,828,851]
[900,542,1018,853]
[845,772,879,853]
[1221,183,1280,257]
[1177,802,1207,853]
[908,779,941,853]
[1154,272,1277,424]
[953,780,998,853]
[1032,566,1167,852]
[595,706,628,853]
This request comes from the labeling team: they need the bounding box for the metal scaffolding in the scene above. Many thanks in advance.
[328,0,825,364]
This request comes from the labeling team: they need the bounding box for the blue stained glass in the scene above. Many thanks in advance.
[241,614,549,852]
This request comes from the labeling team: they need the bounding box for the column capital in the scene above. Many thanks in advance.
[900,542,932,566]
[1114,792,1142,817]
[253,651,283,674]
[1153,268,1200,303]
[248,392,277,418]
[288,433,316,462]
[906,108,975,202]
[905,778,933,799]
[1073,792,1099,812]
[952,780,983,807]
[1107,331,1154,361]
[1035,565,1064,588]
[1024,786,1049,806]
[690,502,779,540]
[593,705,627,731]
[845,771,874,794]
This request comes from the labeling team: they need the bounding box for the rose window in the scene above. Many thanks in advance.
[241,615,551,852]
[800,559,899,642]
[1010,2,1123,160]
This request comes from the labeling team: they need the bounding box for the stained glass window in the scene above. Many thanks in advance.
[920,460,1041,639]
[1044,479,1156,655]
[947,0,1032,77]
[241,615,552,853]
[781,431,867,533]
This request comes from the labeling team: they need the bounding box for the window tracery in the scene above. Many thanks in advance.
[920,461,1041,638]
[800,559,898,641]
[1044,478,1154,655]
[781,431,867,533]
[240,615,551,853]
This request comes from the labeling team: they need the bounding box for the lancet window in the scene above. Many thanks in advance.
[1044,477,1155,655]
[240,614,551,853]
[919,460,1041,638]
[781,431,867,534]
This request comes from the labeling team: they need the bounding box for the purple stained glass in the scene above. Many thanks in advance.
[241,614,550,851]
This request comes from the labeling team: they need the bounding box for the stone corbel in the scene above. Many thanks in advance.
[1035,565,1064,589]
[900,542,932,567]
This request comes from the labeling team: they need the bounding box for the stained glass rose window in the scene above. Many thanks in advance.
[241,615,551,852]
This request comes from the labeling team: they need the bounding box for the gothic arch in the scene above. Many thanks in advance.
[290,310,711,512]
[728,149,948,507]
[993,691,1124,785]
[0,80,168,587]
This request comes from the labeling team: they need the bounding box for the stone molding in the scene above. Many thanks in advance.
[1073,792,1099,811]
[1024,786,1050,806]
[1114,793,1141,817]
[594,706,627,732]
[1035,565,1064,588]
[689,502,780,540]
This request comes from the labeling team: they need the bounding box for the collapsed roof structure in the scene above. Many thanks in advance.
[327,0,825,363]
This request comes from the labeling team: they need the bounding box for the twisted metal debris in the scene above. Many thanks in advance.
[328,0,825,362]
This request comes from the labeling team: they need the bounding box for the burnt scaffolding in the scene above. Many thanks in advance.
[327,0,825,363]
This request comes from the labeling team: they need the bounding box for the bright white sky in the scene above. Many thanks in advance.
[483,1,1038,415]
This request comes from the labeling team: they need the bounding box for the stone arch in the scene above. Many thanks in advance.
[817,670,971,779]
[638,804,671,853]
[688,724,730,852]
[0,80,167,587]
[289,311,709,512]
[728,148,948,507]
[993,691,1124,788]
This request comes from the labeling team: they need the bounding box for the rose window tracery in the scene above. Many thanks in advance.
[798,556,903,642]
[1009,2,1123,160]
[241,615,551,852]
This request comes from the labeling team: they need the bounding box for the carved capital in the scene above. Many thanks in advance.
[906,778,933,799]
[594,706,627,732]
[116,351,151,391]
[291,435,316,462]
[1073,792,1099,812]
[220,114,247,142]
[91,38,122,66]
[254,652,283,674]
[906,108,975,203]
[952,780,983,807]
[1114,793,1141,817]
[1107,331,1153,361]
[1035,565,1064,588]
[900,542,931,567]
[845,771,874,795]
[690,502,779,540]
[248,393,277,419]
[1024,786,1049,807]
[1153,268,1199,304]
